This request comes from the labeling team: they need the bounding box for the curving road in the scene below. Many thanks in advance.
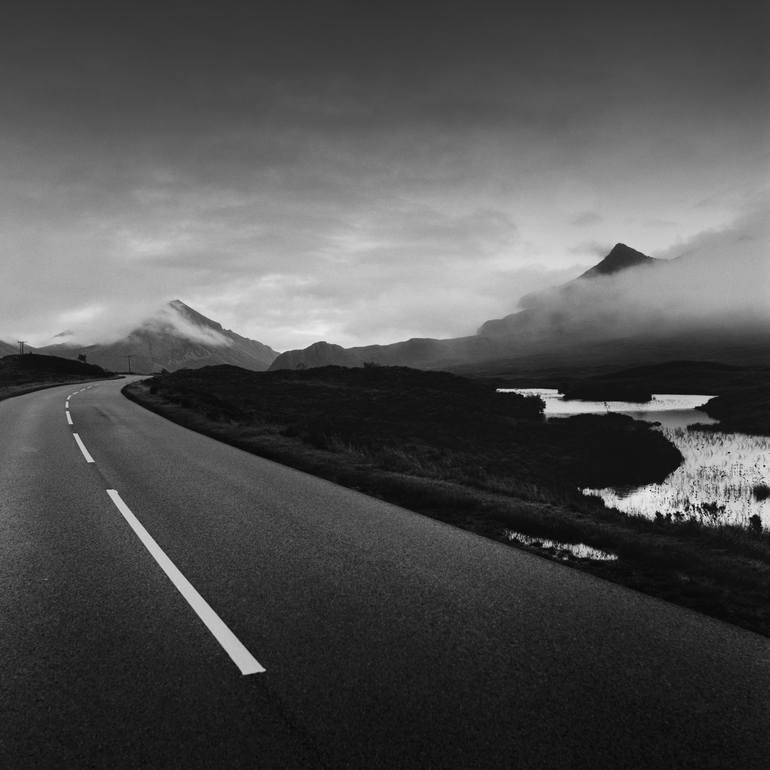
[1,377,769,768]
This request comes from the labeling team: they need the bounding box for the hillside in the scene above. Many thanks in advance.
[0,353,113,400]
[39,300,279,373]
[271,335,499,372]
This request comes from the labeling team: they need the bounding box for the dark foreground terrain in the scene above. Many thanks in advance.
[699,385,770,436]
[125,364,770,635]
[0,353,114,401]
[4,376,769,767]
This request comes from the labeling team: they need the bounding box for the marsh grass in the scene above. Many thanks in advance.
[586,425,770,527]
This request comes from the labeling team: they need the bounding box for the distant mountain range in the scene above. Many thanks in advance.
[3,240,765,376]
[270,243,770,372]
[34,300,278,373]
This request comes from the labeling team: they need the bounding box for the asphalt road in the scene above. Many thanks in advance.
[1,377,768,768]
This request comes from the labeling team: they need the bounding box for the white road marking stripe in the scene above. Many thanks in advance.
[73,433,95,463]
[105,490,265,676]
[66,410,73,425]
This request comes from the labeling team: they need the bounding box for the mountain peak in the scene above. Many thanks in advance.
[581,243,656,279]
[35,300,278,373]
[165,299,224,332]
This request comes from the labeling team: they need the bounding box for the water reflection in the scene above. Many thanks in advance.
[505,530,617,561]
[500,388,717,420]
[504,388,770,527]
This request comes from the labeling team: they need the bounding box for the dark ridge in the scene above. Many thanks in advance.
[0,353,112,379]
[579,243,657,279]
[597,360,743,378]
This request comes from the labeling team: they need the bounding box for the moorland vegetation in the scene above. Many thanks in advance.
[125,364,770,636]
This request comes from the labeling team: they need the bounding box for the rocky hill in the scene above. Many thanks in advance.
[38,300,279,373]
[578,243,657,279]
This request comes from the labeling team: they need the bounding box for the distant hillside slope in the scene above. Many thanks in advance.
[38,300,279,373]
[270,336,499,372]
[270,241,770,373]
[0,353,112,390]
[0,340,17,356]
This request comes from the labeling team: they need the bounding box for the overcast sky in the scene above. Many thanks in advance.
[0,0,767,350]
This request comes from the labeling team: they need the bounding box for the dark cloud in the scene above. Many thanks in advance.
[0,0,767,348]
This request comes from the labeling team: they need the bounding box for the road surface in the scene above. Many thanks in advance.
[1,377,768,768]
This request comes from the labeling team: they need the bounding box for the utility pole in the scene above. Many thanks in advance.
[17,340,26,355]
[125,355,134,374]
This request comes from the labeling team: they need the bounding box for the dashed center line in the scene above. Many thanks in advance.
[72,432,95,463]
[106,490,265,676]
[65,383,260,675]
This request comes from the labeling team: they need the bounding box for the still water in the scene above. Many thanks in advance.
[502,388,770,527]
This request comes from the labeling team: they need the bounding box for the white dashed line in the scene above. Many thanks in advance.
[66,383,261,674]
[105,489,265,676]
[72,433,95,463]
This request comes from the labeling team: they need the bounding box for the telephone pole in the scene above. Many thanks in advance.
[17,340,27,355]
[125,355,134,374]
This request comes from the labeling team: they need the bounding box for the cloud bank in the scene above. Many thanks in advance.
[491,206,770,343]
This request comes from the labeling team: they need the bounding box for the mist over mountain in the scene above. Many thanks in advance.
[271,211,770,372]
[485,210,768,345]
[494,243,658,318]
[37,300,278,373]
